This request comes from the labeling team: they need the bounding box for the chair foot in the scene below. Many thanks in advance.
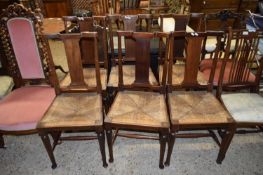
[39,132,57,169]
[109,158,114,163]
[216,158,223,164]
[159,164,164,169]
[216,125,236,164]
[97,131,108,168]
[0,134,5,148]
[106,129,114,163]
[164,161,170,167]
[164,133,176,167]
[159,132,168,169]
[51,163,57,169]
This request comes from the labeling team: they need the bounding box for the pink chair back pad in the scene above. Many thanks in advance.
[7,18,45,79]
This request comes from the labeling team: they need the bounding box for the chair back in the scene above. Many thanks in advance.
[189,13,205,32]
[160,14,189,59]
[217,28,263,95]
[168,31,224,91]
[117,31,169,92]
[62,16,108,68]
[78,16,108,68]
[46,32,102,93]
[0,4,54,88]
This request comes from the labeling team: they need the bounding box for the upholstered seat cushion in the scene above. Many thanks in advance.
[0,86,55,131]
[157,18,194,33]
[0,76,14,99]
[105,91,169,128]
[168,91,232,125]
[222,93,263,123]
[205,37,236,53]
[38,93,103,129]
[60,68,107,90]
[159,64,208,85]
[200,59,255,85]
[107,65,158,87]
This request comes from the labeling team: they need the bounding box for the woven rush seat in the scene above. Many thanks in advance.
[221,93,263,123]
[60,68,107,90]
[108,65,158,87]
[105,91,169,128]
[168,91,232,125]
[159,64,208,85]
[38,93,103,129]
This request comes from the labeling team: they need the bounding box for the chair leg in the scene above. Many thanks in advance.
[39,132,57,169]
[0,134,5,148]
[50,131,62,150]
[159,132,168,169]
[216,125,236,164]
[106,129,114,163]
[97,130,108,168]
[164,132,175,167]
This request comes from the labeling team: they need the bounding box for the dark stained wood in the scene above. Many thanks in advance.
[165,31,236,166]
[43,0,72,17]
[159,14,189,59]
[38,32,107,169]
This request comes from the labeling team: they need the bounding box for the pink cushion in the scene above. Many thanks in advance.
[201,59,255,85]
[0,86,56,131]
[7,18,45,79]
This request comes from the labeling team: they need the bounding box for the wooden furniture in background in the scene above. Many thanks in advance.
[37,32,108,169]
[43,0,72,17]
[164,31,236,166]
[0,3,56,148]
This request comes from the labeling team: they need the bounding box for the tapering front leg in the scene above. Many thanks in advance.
[39,132,57,169]
[216,125,236,164]
[165,132,176,166]
[97,130,108,168]
[0,134,5,148]
[159,132,168,169]
[106,129,114,163]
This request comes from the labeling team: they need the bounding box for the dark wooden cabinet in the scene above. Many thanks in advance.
[190,0,258,13]
[43,0,72,17]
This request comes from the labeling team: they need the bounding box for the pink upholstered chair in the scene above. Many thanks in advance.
[0,4,56,148]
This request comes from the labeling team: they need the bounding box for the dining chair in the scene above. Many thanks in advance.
[164,31,236,166]
[0,4,56,148]
[37,32,108,169]
[217,28,263,135]
[104,31,170,169]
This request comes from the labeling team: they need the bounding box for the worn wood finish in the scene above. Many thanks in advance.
[165,31,236,167]
[38,32,107,169]
[105,31,170,169]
